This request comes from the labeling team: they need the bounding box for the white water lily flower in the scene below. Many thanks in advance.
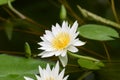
[38,21,85,67]
[24,61,69,80]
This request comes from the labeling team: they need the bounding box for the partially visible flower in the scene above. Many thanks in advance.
[38,21,85,67]
[24,61,69,80]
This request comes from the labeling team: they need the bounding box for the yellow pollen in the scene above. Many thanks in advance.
[52,32,70,50]
[46,76,54,80]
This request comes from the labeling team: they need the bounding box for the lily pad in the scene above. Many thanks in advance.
[78,58,104,70]
[78,24,119,41]
[0,54,53,80]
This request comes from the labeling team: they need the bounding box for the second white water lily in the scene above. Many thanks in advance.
[38,21,85,67]
[24,61,68,80]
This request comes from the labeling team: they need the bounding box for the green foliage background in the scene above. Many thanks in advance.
[0,0,120,80]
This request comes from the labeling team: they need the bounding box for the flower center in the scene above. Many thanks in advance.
[46,76,54,80]
[52,32,70,50]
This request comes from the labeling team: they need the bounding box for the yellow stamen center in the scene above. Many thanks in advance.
[52,32,70,50]
[46,77,54,80]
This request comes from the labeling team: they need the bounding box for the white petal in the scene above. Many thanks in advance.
[52,61,59,75]
[69,32,79,43]
[70,21,78,33]
[42,52,55,58]
[44,30,54,42]
[40,36,46,41]
[63,75,69,80]
[61,50,67,57]
[73,39,86,46]
[71,32,79,39]
[59,55,68,67]
[38,46,54,51]
[38,41,50,46]
[62,21,66,28]
[52,25,58,36]
[40,36,50,42]
[24,76,34,80]
[38,51,46,56]
[39,66,44,77]
[35,75,41,80]
[46,64,51,72]
[38,43,55,51]
[52,24,61,36]
[54,50,64,56]
[58,69,65,78]
[61,21,70,32]
[38,42,54,51]
[68,46,78,52]
[56,23,61,29]
[38,51,55,58]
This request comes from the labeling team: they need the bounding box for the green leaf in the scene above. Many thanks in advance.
[78,58,104,70]
[0,0,15,6]
[0,54,54,80]
[0,74,35,80]
[78,24,119,41]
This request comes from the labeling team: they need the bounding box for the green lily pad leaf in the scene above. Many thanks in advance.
[78,24,119,41]
[0,54,54,80]
[78,58,104,70]
[0,74,35,80]
[0,0,15,6]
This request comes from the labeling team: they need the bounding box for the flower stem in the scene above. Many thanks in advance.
[111,0,119,23]
[8,0,26,19]
[68,51,99,62]
[77,5,120,29]
[7,0,48,32]
[102,42,111,62]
